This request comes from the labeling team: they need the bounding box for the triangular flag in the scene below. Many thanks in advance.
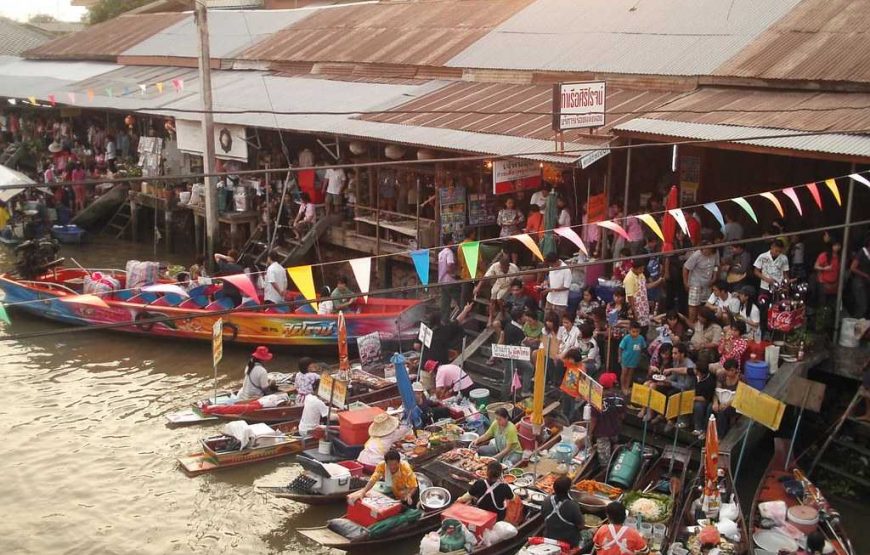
[760,192,784,217]
[0,303,10,324]
[731,197,758,224]
[287,265,317,311]
[410,249,430,286]
[221,274,259,304]
[824,178,842,206]
[139,84,147,96]
[850,173,870,189]
[553,227,588,256]
[156,82,164,94]
[86,89,95,102]
[27,96,36,105]
[806,182,823,210]
[460,241,481,279]
[636,214,664,241]
[67,92,76,104]
[171,79,184,92]
[513,233,544,261]
[703,203,725,231]
[667,209,690,236]
[106,87,113,97]
[511,368,523,393]
[348,257,372,302]
[597,220,630,241]
[58,294,110,309]
[782,187,802,216]
[123,86,130,97]
[47,94,56,106]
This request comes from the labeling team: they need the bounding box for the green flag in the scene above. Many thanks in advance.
[0,303,10,324]
[460,240,481,279]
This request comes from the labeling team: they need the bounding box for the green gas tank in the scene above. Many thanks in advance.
[608,442,643,489]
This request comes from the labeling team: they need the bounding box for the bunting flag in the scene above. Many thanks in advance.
[87,89,95,102]
[460,241,480,279]
[348,257,372,302]
[636,214,664,241]
[513,233,544,261]
[171,79,184,93]
[850,173,870,189]
[597,220,630,241]
[410,249,429,286]
[0,303,9,324]
[58,294,110,309]
[139,84,147,96]
[287,266,316,310]
[806,182,823,210]
[703,202,725,231]
[824,178,842,206]
[668,208,690,236]
[67,92,76,104]
[122,87,130,97]
[731,197,758,223]
[106,87,114,97]
[27,96,36,105]
[782,187,802,216]
[554,227,588,255]
[221,274,260,304]
[760,192,784,217]
[47,94,56,106]
[156,82,164,94]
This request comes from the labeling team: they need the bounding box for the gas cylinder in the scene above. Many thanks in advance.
[608,442,643,489]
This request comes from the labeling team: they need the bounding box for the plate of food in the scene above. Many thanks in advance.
[624,491,673,523]
[652,374,667,382]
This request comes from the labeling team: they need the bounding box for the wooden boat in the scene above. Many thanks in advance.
[0,267,425,347]
[439,507,544,555]
[177,421,315,475]
[749,461,854,555]
[50,224,86,244]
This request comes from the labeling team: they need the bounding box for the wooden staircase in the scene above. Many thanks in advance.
[0,143,24,166]
[242,215,333,271]
[451,299,513,400]
[101,201,132,239]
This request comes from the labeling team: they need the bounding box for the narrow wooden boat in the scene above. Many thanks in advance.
[201,390,404,424]
[0,267,425,347]
[749,461,854,555]
[439,507,544,555]
[50,224,86,244]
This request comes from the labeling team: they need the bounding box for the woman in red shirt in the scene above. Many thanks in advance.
[814,238,841,304]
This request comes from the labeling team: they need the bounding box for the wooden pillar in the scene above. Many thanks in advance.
[130,199,139,242]
[194,214,203,255]
[230,221,240,249]
[164,208,174,253]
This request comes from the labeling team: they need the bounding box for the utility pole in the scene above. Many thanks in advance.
[195,0,219,270]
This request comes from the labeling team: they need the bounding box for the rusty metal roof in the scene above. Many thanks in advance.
[24,13,187,61]
[714,0,870,83]
[238,0,534,66]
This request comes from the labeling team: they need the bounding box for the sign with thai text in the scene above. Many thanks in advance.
[553,81,606,131]
[317,372,348,409]
[491,344,532,361]
[493,159,542,195]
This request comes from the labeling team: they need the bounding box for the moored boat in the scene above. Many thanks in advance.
[50,224,86,244]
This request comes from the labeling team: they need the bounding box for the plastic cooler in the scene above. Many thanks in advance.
[347,496,403,527]
[744,360,770,391]
[332,435,366,459]
[441,504,497,537]
[337,460,364,478]
[337,406,385,445]
[297,457,353,495]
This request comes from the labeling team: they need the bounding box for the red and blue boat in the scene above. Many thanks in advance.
[0,267,424,348]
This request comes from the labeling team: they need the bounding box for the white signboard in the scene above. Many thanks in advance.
[418,323,433,348]
[580,148,610,169]
[491,344,531,361]
[176,119,249,162]
[553,81,606,131]
[492,159,542,195]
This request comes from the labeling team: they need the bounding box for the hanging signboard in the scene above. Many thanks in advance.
[176,119,248,162]
[733,382,786,431]
[491,344,531,361]
[580,148,610,169]
[418,323,433,348]
[357,331,383,366]
[317,372,348,409]
[493,159,542,195]
[552,81,606,131]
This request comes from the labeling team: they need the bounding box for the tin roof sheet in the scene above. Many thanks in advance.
[714,0,870,83]
[0,57,120,99]
[448,0,802,75]
[0,18,54,56]
[237,0,534,66]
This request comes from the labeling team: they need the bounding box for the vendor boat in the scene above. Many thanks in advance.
[749,462,853,555]
[50,224,86,244]
[434,506,544,555]
[0,267,424,347]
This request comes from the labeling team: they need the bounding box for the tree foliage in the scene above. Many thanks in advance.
[84,0,154,25]
[28,14,59,24]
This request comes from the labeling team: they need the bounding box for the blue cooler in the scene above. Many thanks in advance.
[744,360,770,391]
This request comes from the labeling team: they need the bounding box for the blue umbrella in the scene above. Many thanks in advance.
[391,353,417,423]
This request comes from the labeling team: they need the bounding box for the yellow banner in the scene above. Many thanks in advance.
[631,383,667,415]
[589,379,603,411]
[665,390,695,420]
[317,371,348,409]
[287,265,317,311]
[577,371,590,401]
[733,382,786,431]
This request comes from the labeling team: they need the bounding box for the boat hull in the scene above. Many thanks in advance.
[178,436,312,476]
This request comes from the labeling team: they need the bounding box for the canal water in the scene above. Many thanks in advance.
[0,237,428,554]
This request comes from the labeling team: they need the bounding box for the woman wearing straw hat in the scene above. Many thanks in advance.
[237,346,277,401]
[357,413,410,468]
[348,449,419,507]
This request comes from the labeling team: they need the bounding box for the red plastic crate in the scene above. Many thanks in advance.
[337,407,385,446]
[337,460,364,478]
[441,504,497,536]
[347,496,402,527]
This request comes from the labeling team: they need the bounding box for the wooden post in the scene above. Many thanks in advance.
[194,214,203,255]
[164,206,173,253]
[622,138,632,223]
[834,162,856,341]
[195,1,219,271]
[130,198,139,242]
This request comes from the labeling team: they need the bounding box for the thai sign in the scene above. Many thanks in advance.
[553,81,606,131]
[492,159,542,195]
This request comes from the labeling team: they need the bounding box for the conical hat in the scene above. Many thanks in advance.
[368,413,399,437]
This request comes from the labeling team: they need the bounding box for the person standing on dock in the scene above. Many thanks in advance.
[263,250,287,304]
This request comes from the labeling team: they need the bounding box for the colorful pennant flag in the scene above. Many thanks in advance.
[47,94,56,106]
[597,220,630,241]
[806,182,823,210]
[460,241,480,280]
[122,87,130,97]
[850,173,870,189]
[139,84,147,96]
[824,178,842,206]
[156,82,164,94]
[348,257,371,302]
[513,233,544,261]
[782,187,802,216]
[703,203,725,231]
[106,88,114,97]
[668,209,690,236]
[635,214,664,241]
[0,303,10,324]
[58,294,110,309]
[553,227,588,256]
[731,197,758,224]
[410,250,429,286]
[287,266,317,311]
[221,274,259,304]
[171,79,184,93]
[67,92,76,104]
[760,192,784,217]
[87,89,95,102]
[27,96,36,105]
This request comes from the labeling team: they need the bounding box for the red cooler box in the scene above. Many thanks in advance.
[347,495,403,527]
[337,406,385,445]
[441,504,497,537]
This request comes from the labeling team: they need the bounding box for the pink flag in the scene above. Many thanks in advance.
[782,187,802,216]
[597,220,630,241]
[171,79,184,93]
[221,274,259,304]
[806,183,823,210]
[554,227,588,256]
[47,94,56,106]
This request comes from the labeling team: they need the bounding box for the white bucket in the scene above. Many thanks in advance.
[839,318,859,348]
[318,440,332,455]
[765,345,780,374]
[179,191,191,204]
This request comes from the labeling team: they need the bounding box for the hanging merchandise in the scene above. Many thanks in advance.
[438,184,466,244]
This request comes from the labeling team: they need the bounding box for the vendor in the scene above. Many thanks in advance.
[357,413,410,467]
[542,475,585,548]
[593,502,649,555]
[473,407,523,465]
[237,346,277,401]
[348,449,418,507]
[410,381,449,427]
[456,461,514,520]
[434,363,475,400]
[294,357,320,405]
[298,393,330,438]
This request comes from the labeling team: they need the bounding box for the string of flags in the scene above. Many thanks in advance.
[24,79,186,107]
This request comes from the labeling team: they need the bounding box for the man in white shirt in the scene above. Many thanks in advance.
[475,255,520,327]
[324,167,346,216]
[298,393,329,437]
[543,252,571,316]
[754,239,789,292]
[529,186,551,211]
[438,246,459,317]
[705,280,740,317]
[263,251,288,304]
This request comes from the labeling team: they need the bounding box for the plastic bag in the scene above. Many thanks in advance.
[327,518,369,541]
[419,532,441,555]
[504,495,525,526]
[491,521,518,542]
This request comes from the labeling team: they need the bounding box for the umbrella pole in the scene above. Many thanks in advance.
[668,418,681,475]
[733,420,753,485]
[785,389,811,470]
[511,359,516,405]
[641,387,652,455]
[325,378,336,444]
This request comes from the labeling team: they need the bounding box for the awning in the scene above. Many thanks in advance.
[0,164,37,202]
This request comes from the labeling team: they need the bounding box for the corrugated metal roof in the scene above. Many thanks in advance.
[24,13,188,61]
[615,118,870,159]
[122,10,314,59]
[0,57,120,99]
[237,0,534,66]
[714,0,870,83]
[0,18,54,56]
[448,0,802,75]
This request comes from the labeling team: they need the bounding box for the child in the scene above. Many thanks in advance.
[577,322,600,378]
[618,321,647,395]
[589,372,625,466]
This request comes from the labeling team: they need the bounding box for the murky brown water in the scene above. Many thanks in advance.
[0,237,421,554]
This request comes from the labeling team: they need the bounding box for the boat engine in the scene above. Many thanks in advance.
[14,237,62,279]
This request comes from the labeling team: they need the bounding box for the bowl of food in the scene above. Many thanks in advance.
[514,476,534,488]
[509,468,525,478]
[503,475,516,484]
[573,493,609,513]
[513,487,529,500]
[529,492,547,505]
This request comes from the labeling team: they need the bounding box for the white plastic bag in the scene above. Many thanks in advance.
[419,532,440,555]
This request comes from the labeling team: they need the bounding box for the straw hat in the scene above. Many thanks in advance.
[48,141,63,153]
[251,345,273,361]
[368,413,399,437]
